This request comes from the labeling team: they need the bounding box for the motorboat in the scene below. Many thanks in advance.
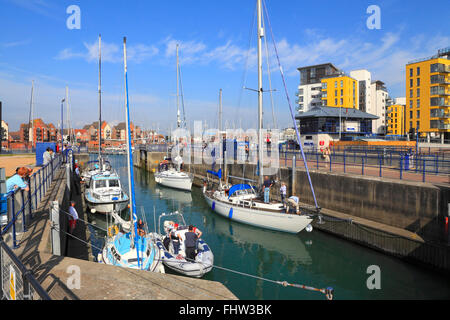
[85,172,129,214]
[151,212,213,278]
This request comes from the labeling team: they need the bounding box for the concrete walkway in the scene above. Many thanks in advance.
[12,166,237,300]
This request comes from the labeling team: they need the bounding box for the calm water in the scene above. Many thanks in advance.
[88,155,450,300]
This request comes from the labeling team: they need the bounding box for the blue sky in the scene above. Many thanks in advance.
[0,0,449,133]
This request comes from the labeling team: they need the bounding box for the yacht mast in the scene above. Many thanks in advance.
[176,44,181,129]
[257,0,264,186]
[98,34,102,161]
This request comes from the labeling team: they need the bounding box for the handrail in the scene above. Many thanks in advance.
[0,236,51,300]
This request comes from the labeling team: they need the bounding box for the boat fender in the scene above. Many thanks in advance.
[108,225,119,237]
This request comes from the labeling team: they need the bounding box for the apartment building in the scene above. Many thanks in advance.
[386,97,406,136]
[321,75,358,110]
[405,47,450,142]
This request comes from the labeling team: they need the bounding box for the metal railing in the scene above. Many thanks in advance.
[280,149,450,183]
[1,154,63,249]
[0,236,51,300]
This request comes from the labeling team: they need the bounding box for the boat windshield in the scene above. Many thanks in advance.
[109,179,120,187]
[95,180,107,188]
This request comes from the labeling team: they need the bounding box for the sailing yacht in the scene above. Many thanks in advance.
[97,37,164,273]
[202,0,315,234]
[84,34,129,214]
[154,44,193,191]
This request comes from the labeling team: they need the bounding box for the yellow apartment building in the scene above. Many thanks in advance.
[321,75,358,110]
[386,103,405,136]
[405,47,450,141]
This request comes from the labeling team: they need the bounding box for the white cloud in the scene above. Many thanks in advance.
[55,39,159,64]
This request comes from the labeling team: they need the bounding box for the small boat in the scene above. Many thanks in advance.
[154,167,193,192]
[151,212,213,278]
[154,45,193,192]
[84,171,129,214]
[97,36,164,274]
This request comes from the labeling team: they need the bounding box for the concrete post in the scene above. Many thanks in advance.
[50,201,61,256]
[66,164,71,193]
[441,134,445,145]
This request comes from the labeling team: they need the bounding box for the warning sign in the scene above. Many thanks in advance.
[9,265,16,300]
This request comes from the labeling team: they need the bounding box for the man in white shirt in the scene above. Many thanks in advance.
[43,147,54,166]
[68,201,79,234]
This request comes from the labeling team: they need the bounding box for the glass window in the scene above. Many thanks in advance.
[95,180,107,188]
[417,99,420,108]
[410,79,413,87]
[416,110,420,118]
[416,88,420,97]
[341,89,343,96]
[334,81,337,88]
[340,98,343,105]
[322,82,327,89]
[108,180,120,187]
[410,89,413,98]
[416,121,420,129]
[417,78,420,86]
[416,67,420,76]
[409,68,413,77]
[340,80,343,87]
[410,111,413,118]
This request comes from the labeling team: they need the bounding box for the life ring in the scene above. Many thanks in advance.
[108,225,119,237]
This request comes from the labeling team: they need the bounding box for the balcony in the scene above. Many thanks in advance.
[430,97,450,107]
[430,86,450,96]
[430,75,450,85]
[431,63,450,74]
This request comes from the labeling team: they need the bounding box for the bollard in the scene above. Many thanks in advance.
[50,201,61,256]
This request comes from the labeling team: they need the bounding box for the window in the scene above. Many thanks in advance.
[95,180,107,188]
[340,98,343,105]
[416,121,420,129]
[417,78,420,86]
[334,81,337,88]
[323,100,327,106]
[410,89,413,98]
[322,82,327,89]
[108,180,120,187]
[417,99,420,108]
[410,121,413,128]
[335,98,337,105]
[322,92,327,98]
[410,111,413,118]
[417,67,420,76]
[410,100,413,108]
[340,80,343,87]
[341,89,343,96]
[417,88,420,97]
[335,90,337,96]
[417,110,420,118]
[410,79,413,87]
[298,89,304,95]
[409,68,413,77]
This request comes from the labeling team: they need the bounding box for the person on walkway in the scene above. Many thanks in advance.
[6,167,30,193]
[286,196,300,214]
[184,225,199,261]
[280,182,287,207]
[322,147,330,164]
[43,147,54,166]
[73,164,81,195]
[68,201,79,234]
[262,176,273,204]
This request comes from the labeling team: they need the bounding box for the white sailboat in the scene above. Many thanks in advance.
[203,0,316,234]
[98,37,164,273]
[154,44,193,191]
[84,34,129,214]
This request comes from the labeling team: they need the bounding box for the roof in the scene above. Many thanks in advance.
[296,106,379,120]
[297,63,339,71]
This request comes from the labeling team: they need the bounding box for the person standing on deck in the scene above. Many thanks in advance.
[43,147,54,166]
[184,225,199,261]
[280,182,287,208]
[262,176,273,204]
